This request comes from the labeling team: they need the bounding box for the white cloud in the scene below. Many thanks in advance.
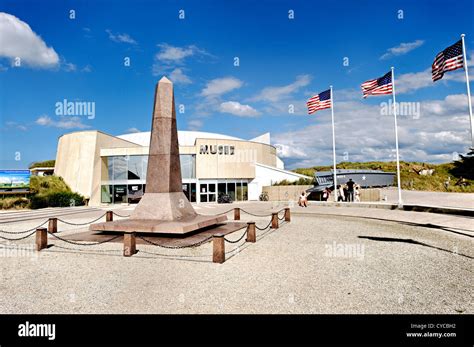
[35,115,90,129]
[201,77,243,97]
[380,40,424,60]
[219,101,260,117]
[273,94,473,168]
[63,62,76,72]
[81,65,92,72]
[169,68,192,84]
[0,12,59,68]
[126,127,140,133]
[187,119,203,131]
[251,75,311,102]
[106,29,137,44]
[156,43,197,62]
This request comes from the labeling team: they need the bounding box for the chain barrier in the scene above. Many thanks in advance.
[255,220,272,231]
[139,249,211,259]
[137,235,213,249]
[57,212,107,226]
[200,208,234,216]
[112,212,131,218]
[0,230,37,241]
[239,208,286,217]
[0,220,49,234]
[47,231,121,246]
[224,227,248,244]
[225,238,247,254]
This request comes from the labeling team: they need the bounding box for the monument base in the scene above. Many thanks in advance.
[90,214,228,234]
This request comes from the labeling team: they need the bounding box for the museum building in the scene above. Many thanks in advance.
[54,130,310,206]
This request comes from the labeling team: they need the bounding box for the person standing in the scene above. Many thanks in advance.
[346,179,356,202]
[354,185,361,202]
[337,184,345,202]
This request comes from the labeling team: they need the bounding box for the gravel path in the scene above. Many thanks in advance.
[1,211,472,314]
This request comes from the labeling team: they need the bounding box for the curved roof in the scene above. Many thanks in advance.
[117,130,244,147]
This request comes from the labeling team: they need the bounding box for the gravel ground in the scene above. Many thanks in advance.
[0,209,472,314]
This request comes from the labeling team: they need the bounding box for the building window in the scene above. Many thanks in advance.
[180,155,196,179]
[113,185,127,204]
[127,184,144,203]
[101,185,112,203]
[127,156,144,180]
[112,156,127,181]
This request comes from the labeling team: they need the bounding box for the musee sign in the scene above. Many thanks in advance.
[199,145,235,155]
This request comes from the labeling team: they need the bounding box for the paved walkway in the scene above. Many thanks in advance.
[381,188,474,209]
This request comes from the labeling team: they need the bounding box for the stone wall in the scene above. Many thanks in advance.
[261,185,313,201]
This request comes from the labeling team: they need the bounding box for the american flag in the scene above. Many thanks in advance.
[361,71,393,98]
[432,40,464,82]
[307,89,331,114]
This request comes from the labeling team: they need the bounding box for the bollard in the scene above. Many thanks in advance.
[284,208,291,222]
[212,234,225,264]
[234,207,240,220]
[48,218,57,233]
[246,222,256,243]
[36,228,48,251]
[106,210,113,222]
[123,232,136,257]
[271,213,279,229]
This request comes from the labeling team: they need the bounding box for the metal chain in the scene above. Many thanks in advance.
[57,213,106,226]
[255,220,272,231]
[224,227,248,244]
[225,239,247,254]
[0,220,49,234]
[112,212,130,218]
[139,250,211,259]
[137,235,212,249]
[0,230,37,241]
[240,208,287,217]
[200,208,234,216]
[47,244,123,253]
[47,231,121,246]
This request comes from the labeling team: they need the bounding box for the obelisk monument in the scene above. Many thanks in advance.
[130,77,197,220]
[90,77,226,234]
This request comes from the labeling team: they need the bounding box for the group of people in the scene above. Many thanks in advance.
[298,178,362,207]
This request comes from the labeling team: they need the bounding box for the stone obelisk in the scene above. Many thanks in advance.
[131,76,197,220]
[90,76,226,234]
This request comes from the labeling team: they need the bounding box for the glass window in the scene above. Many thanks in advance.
[101,185,112,203]
[242,182,248,200]
[113,185,127,204]
[227,182,236,201]
[200,194,208,203]
[127,184,143,203]
[127,156,143,180]
[236,182,243,201]
[180,155,196,179]
[190,183,196,202]
[208,183,216,193]
[113,156,127,180]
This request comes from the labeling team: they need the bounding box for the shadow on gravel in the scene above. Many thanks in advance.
[358,236,473,260]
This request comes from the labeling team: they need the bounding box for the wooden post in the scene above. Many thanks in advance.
[246,222,256,243]
[284,208,291,222]
[48,218,57,233]
[271,213,279,229]
[213,234,225,264]
[234,207,240,220]
[123,232,136,257]
[106,210,113,222]
[36,228,47,251]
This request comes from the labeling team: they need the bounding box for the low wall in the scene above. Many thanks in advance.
[311,188,381,202]
[262,185,313,201]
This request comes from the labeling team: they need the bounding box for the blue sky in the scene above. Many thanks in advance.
[1,0,473,169]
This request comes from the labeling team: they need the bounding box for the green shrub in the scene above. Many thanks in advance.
[29,160,55,169]
[30,191,84,209]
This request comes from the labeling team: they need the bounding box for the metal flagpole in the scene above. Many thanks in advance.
[391,67,403,207]
[461,34,474,148]
[330,86,338,202]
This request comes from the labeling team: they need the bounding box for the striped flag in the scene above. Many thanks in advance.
[361,71,393,98]
[432,40,464,82]
[307,89,331,114]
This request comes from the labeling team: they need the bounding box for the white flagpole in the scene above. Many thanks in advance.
[391,67,403,207]
[461,34,474,148]
[330,85,338,202]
